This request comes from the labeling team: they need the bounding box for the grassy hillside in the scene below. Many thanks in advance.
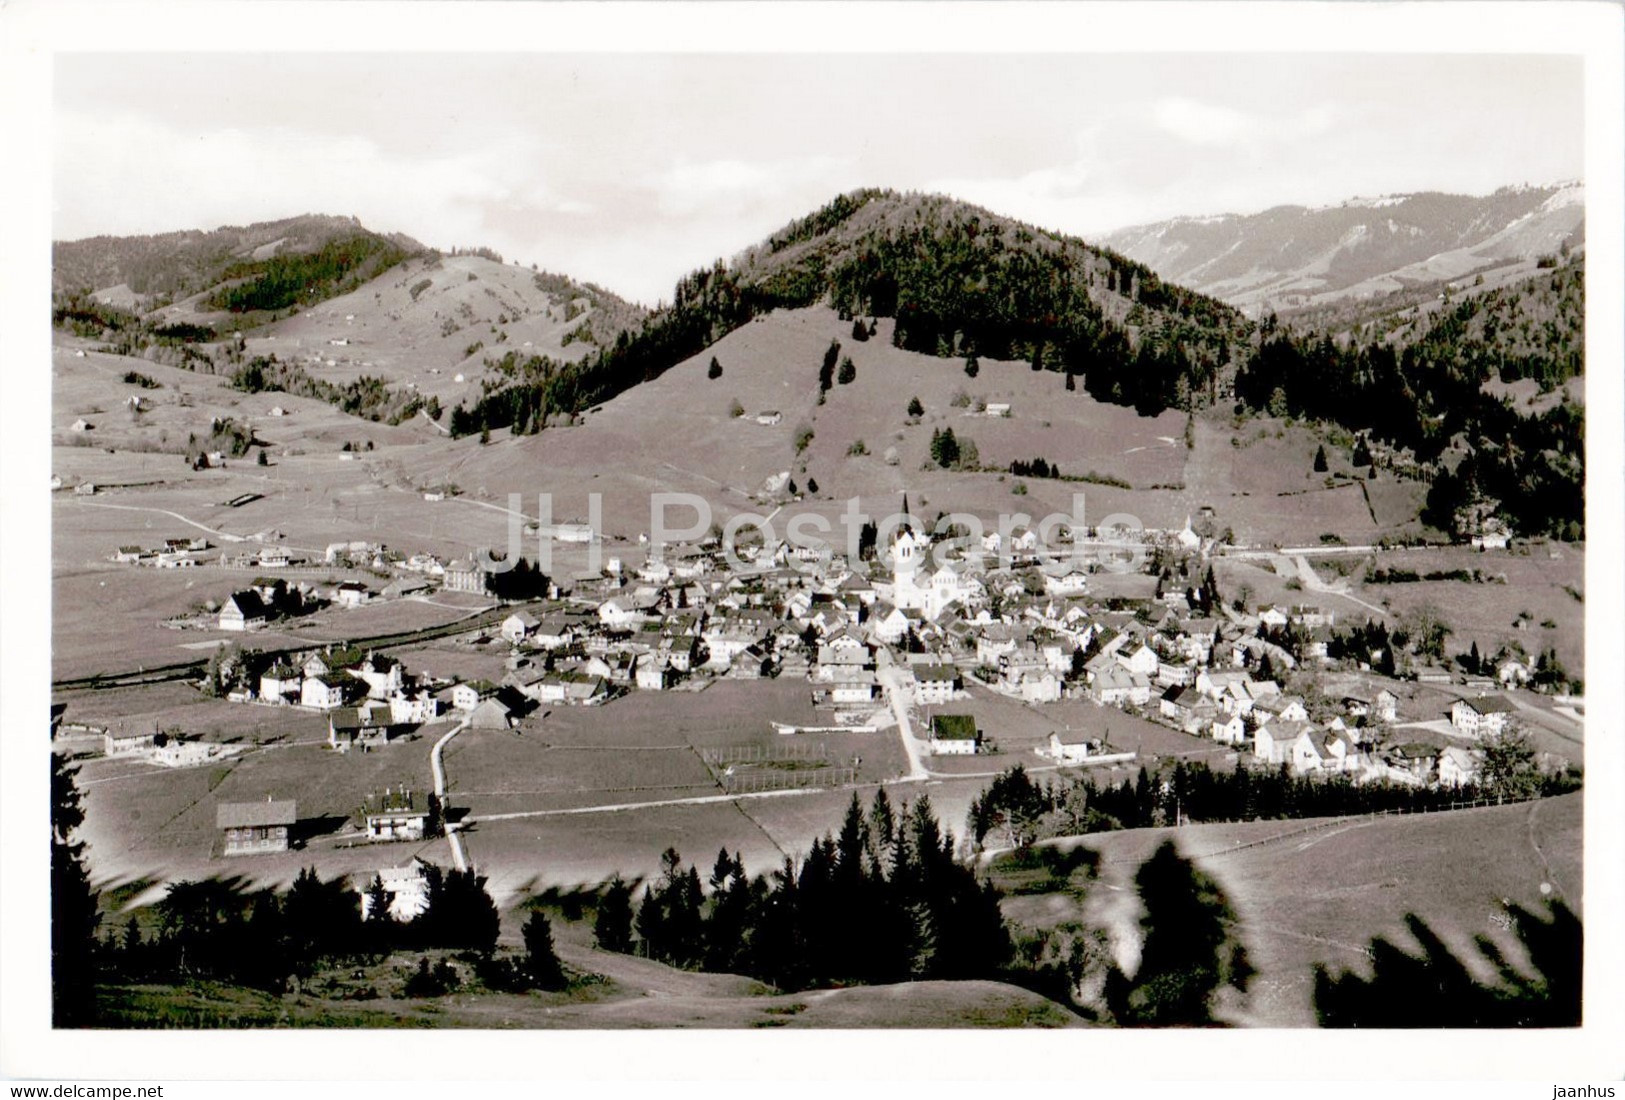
[994,793,1581,1027]
[447,188,1256,442]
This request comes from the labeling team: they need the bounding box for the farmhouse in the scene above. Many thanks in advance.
[333,581,371,609]
[104,729,157,757]
[361,787,431,842]
[468,696,515,730]
[929,713,981,756]
[502,611,540,644]
[1449,696,1516,737]
[218,590,270,632]
[217,799,296,856]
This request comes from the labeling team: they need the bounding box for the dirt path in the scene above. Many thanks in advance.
[69,499,245,543]
[430,716,472,871]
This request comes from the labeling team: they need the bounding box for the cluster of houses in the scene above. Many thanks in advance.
[203,495,1529,799]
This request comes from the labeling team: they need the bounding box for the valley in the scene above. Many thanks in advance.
[48,185,1587,1030]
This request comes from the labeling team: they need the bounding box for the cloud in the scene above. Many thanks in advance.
[650,155,854,217]
[1151,97,1336,148]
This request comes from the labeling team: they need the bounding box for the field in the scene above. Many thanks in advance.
[994,791,1582,1027]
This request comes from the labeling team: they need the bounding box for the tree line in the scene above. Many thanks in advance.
[966,754,1578,852]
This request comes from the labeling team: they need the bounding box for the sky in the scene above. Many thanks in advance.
[54,52,1583,306]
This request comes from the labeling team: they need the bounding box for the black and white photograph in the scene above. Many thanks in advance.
[3,0,1622,1090]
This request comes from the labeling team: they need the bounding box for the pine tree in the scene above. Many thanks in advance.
[1065,370,1076,391]
[594,877,635,953]
[964,356,979,378]
[1313,444,1329,473]
[806,476,819,494]
[521,909,567,990]
[51,753,100,1026]
[837,356,856,385]
[851,318,869,342]
[907,396,924,418]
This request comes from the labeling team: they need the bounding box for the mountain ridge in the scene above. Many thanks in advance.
[1100,182,1584,315]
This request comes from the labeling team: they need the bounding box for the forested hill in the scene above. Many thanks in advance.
[1235,256,1584,540]
[450,189,1257,435]
[52,215,426,309]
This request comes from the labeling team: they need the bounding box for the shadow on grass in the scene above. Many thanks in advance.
[1314,900,1581,1028]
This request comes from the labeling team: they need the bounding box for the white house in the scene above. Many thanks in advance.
[928,714,980,756]
[1449,696,1515,737]
[913,664,962,705]
[1437,746,1481,787]
[301,676,348,710]
[1210,712,1247,745]
[358,860,433,922]
[388,691,439,724]
[501,611,540,644]
[333,581,371,609]
[452,680,499,711]
[219,590,270,632]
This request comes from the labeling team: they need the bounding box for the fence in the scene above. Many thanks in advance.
[700,743,858,793]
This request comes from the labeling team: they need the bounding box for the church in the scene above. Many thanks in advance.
[884,496,982,621]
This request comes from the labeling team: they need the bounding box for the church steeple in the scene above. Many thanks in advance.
[899,492,914,533]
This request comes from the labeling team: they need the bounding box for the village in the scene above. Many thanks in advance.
[54,482,1582,918]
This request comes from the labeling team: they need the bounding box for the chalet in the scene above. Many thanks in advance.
[1449,696,1515,737]
[729,645,773,679]
[1159,684,1200,725]
[1091,664,1151,707]
[869,604,912,646]
[467,696,515,730]
[1210,712,1247,746]
[1387,742,1441,784]
[104,729,157,757]
[1496,657,1532,688]
[1043,566,1090,598]
[1437,746,1480,788]
[112,546,146,564]
[1320,730,1362,774]
[1254,721,1322,772]
[913,664,962,705]
[452,680,501,711]
[332,581,370,609]
[388,690,439,724]
[302,676,349,710]
[1038,732,1102,765]
[828,666,878,705]
[500,611,540,644]
[351,653,404,700]
[217,799,296,856]
[218,590,270,632]
[1016,669,1063,703]
[929,714,981,756]
[361,786,431,841]
[636,660,677,691]
[329,709,397,749]
[258,664,300,704]
[257,546,291,569]
[532,617,578,650]
[1116,643,1159,677]
[357,860,434,922]
[1251,694,1309,725]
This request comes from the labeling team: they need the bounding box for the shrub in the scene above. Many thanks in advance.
[847,440,868,456]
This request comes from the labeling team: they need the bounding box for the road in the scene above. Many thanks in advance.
[1289,554,1392,619]
[429,715,472,871]
[69,498,247,543]
[876,659,931,781]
